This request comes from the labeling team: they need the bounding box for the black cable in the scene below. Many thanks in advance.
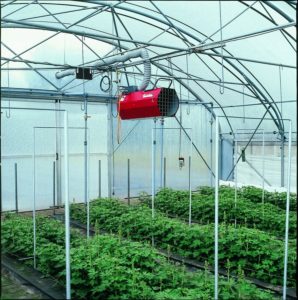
[100,75,111,92]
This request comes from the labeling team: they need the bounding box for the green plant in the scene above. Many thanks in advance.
[149,188,297,238]
[1,214,276,299]
[70,198,297,287]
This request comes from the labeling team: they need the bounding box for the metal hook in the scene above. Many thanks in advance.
[219,80,224,94]
[81,102,85,111]
[6,109,11,119]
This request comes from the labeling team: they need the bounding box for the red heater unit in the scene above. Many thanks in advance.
[118,88,179,120]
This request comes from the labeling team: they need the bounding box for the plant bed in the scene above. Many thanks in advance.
[70,198,297,287]
[198,185,297,211]
[142,188,297,238]
[1,213,276,300]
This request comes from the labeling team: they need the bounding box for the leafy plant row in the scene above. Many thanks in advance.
[1,214,276,300]
[70,199,296,287]
[198,185,297,211]
[143,188,297,238]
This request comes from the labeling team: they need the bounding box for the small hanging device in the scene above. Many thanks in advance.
[179,157,185,169]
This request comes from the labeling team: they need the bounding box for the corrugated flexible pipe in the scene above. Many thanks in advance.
[55,49,151,91]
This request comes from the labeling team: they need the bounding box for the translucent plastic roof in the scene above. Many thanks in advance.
[1,0,297,135]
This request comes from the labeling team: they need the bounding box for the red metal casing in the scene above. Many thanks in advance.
[118,87,179,120]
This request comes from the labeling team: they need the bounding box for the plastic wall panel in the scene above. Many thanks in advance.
[112,103,213,197]
[1,99,108,211]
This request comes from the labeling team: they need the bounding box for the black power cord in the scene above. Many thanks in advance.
[100,75,111,92]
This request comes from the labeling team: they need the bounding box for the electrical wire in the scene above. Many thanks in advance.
[100,74,111,92]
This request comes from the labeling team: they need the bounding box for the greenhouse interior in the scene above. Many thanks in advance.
[1,1,297,299]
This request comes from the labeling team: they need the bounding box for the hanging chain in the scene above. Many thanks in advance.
[219,0,225,94]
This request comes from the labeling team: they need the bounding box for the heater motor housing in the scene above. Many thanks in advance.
[118,87,179,120]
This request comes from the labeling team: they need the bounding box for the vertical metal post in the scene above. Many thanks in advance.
[261,130,265,217]
[64,111,71,300]
[234,138,238,227]
[84,96,88,205]
[188,156,192,226]
[33,129,36,269]
[283,121,292,300]
[107,101,112,198]
[163,157,166,188]
[98,160,101,198]
[127,158,130,205]
[281,132,285,187]
[214,117,219,300]
[151,121,156,246]
[86,129,90,239]
[14,163,18,213]
[55,100,62,206]
[160,119,164,188]
[53,161,55,215]
[152,126,156,218]
[210,111,213,187]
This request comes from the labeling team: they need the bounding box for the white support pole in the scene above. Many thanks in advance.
[87,128,90,238]
[151,121,156,247]
[282,121,292,300]
[262,129,265,217]
[33,128,36,269]
[160,118,164,188]
[214,117,219,300]
[188,155,192,226]
[234,138,238,227]
[188,130,192,226]
[151,122,156,220]
[64,111,71,300]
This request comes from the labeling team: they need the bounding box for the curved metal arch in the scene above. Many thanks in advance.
[239,1,296,43]
[263,1,295,22]
[78,1,285,132]
[91,1,286,132]
[2,0,294,132]
[0,23,281,135]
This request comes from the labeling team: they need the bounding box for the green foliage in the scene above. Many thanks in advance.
[198,185,297,211]
[240,186,297,211]
[150,188,297,238]
[70,198,296,287]
[1,214,276,299]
